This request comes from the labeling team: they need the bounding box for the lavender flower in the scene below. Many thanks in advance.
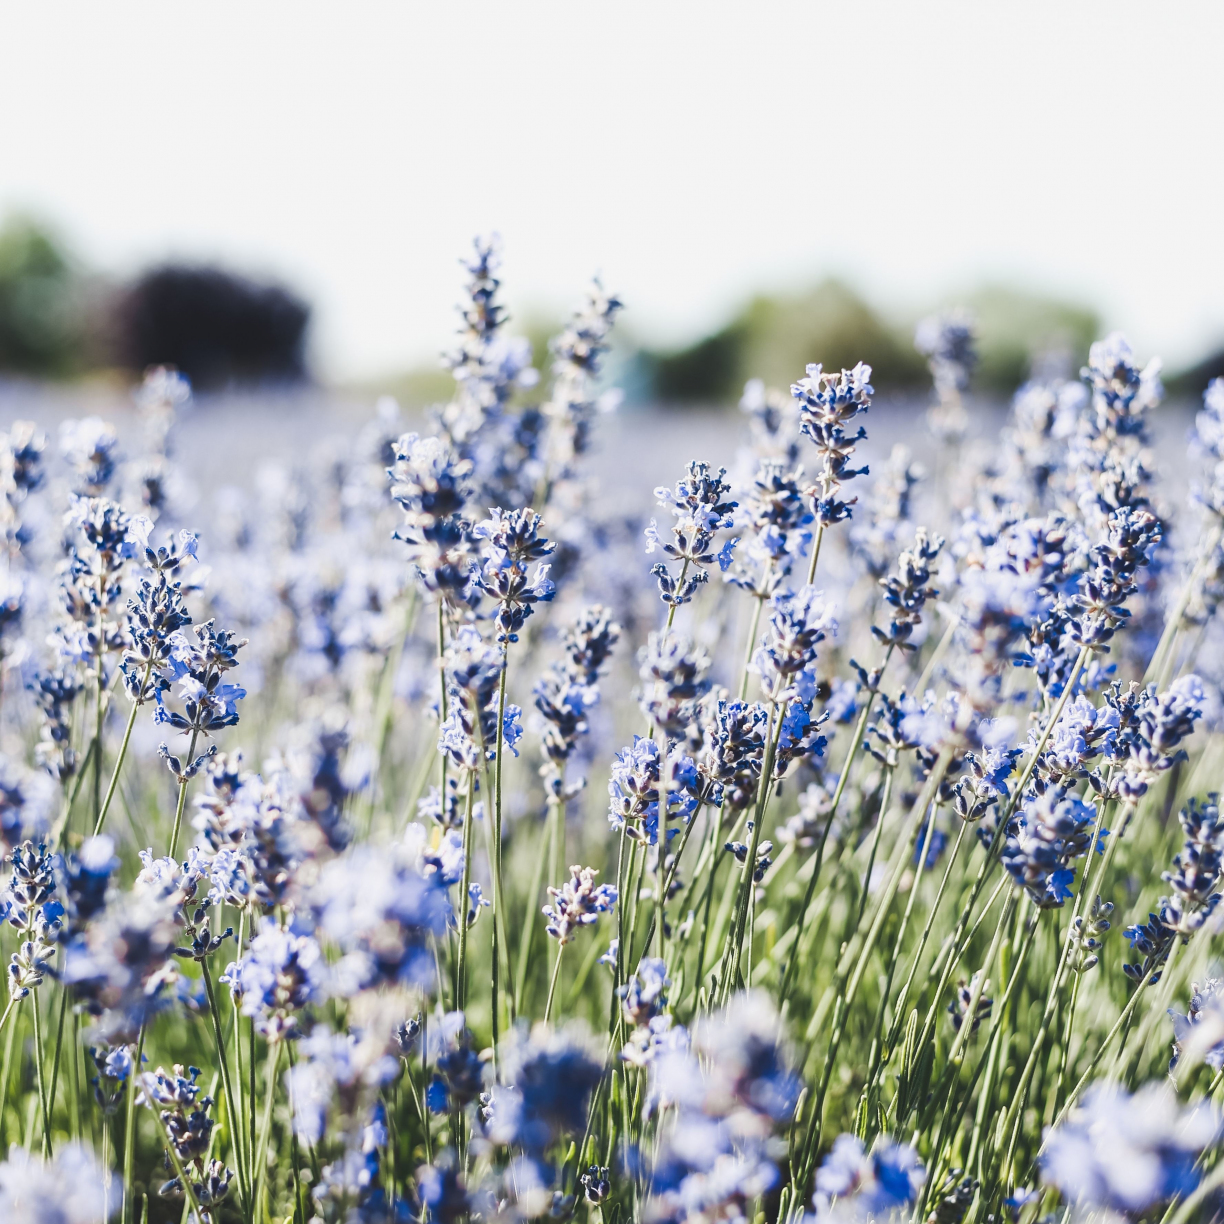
[1161,793,1224,935]
[752,584,836,701]
[646,461,737,607]
[389,432,476,605]
[309,842,451,993]
[425,1012,482,1114]
[538,280,623,491]
[0,760,53,856]
[29,670,82,782]
[916,311,976,404]
[1040,1082,1219,1214]
[59,416,120,495]
[484,1022,603,1156]
[792,362,873,528]
[1169,978,1224,1074]
[638,631,711,735]
[873,528,943,653]
[438,625,511,771]
[620,957,670,1030]
[473,506,555,644]
[288,1022,400,1143]
[1069,895,1113,973]
[1002,792,1102,909]
[416,1153,470,1223]
[542,865,617,944]
[220,917,326,1041]
[814,1133,926,1219]
[696,696,769,813]
[0,1142,115,1223]
[154,620,247,782]
[5,841,61,1001]
[948,971,992,1037]
[608,737,701,845]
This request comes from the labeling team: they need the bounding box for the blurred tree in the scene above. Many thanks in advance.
[123,264,310,387]
[648,279,925,403]
[963,285,1099,391]
[0,215,84,376]
[647,278,1101,405]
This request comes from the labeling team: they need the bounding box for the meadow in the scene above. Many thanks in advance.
[0,237,1219,1224]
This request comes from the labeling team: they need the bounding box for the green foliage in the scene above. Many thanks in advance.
[962,285,1099,392]
[650,279,925,403]
[646,279,1101,404]
[0,215,84,377]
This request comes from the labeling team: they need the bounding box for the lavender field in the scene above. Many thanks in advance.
[0,237,1218,1224]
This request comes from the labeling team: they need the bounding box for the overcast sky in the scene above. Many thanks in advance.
[1,2,1221,381]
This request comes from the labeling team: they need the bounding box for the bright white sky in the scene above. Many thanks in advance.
[1,1,1222,381]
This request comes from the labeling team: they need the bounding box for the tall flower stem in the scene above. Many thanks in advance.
[805,524,826,585]
[31,989,51,1157]
[990,803,1114,1183]
[93,569,106,829]
[202,956,250,1215]
[454,779,476,1012]
[780,647,895,1004]
[908,891,1020,1222]
[46,977,69,1156]
[862,790,947,1092]
[912,646,1092,1070]
[655,724,668,959]
[793,750,950,1192]
[474,689,507,1068]
[94,660,152,836]
[547,790,565,996]
[1045,957,1161,1138]
[877,818,970,1064]
[518,806,553,1018]
[156,1116,206,1224]
[0,996,18,1146]
[253,1042,284,1219]
[719,694,784,1002]
[493,659,514,1017]
[122,1025,146,1224]
[737,559,774,700]
[544,945,565,1023]
[168,726,201,860]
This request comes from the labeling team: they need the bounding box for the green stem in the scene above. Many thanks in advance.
[863,792,947,1093]
[202,957,250,1214]
[253,1042,283,1218]
[494,657,514,1019]
[544,945,565,1023]
[780,650,894,1003]
[455,777,476,1012]
[168,719,203,861]
[0,995,18,1147]
[519,806,552,1020]
[47,977,69,1156]
[880,817,969,1061]
[93,586,105,829]
[1046,960,1160,1136]
[655,724,668,959]
[805,524,826,585]
[720,695,785,1002]
[95,664,152,836]
[32,988,51,1157]
[123,1025,147,1224]
[158,1121,206,1224]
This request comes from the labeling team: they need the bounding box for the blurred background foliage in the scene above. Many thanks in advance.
[0,215,90,376]
[0,214,310,389]
[0,210,1220,404]
[645,279,1103,402]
